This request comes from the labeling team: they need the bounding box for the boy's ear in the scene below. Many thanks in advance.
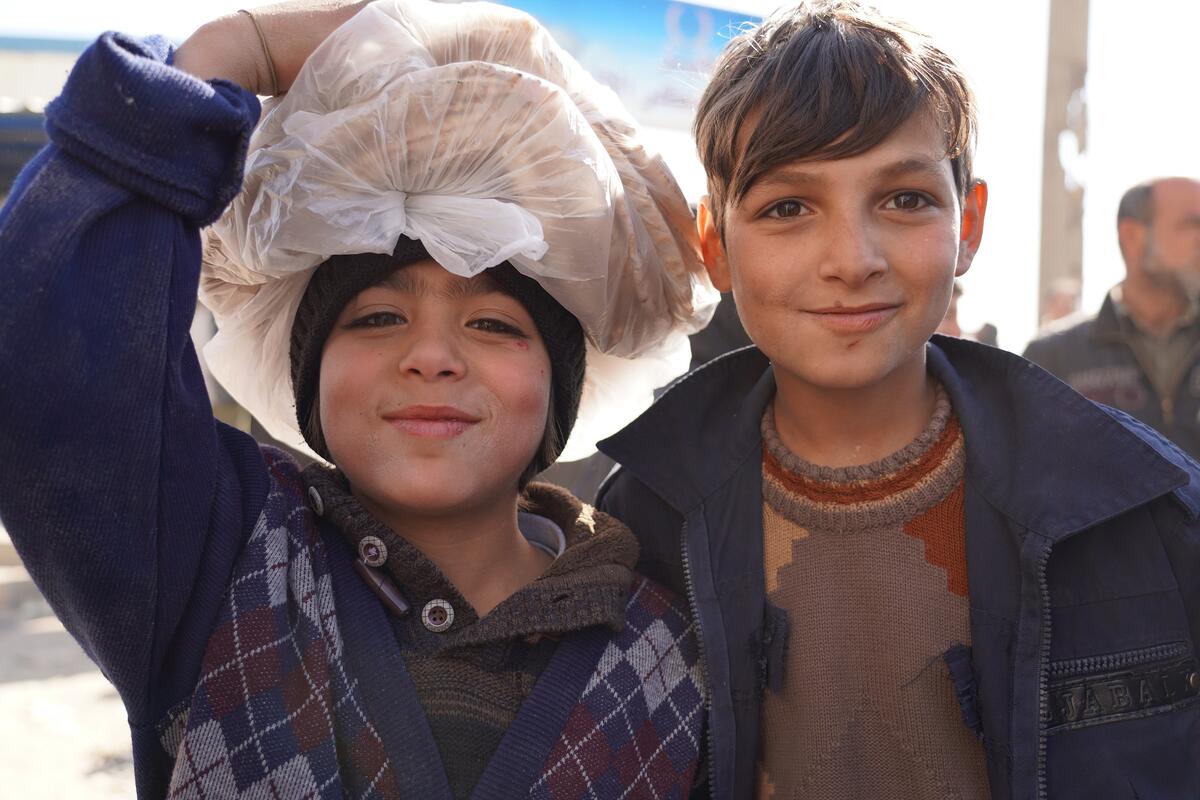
[955,180,988,277]
[697,196,733,292]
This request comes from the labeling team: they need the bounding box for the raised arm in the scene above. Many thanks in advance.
[0,1,362,723]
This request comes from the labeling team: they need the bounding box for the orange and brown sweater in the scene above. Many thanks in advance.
[756,388,990,800]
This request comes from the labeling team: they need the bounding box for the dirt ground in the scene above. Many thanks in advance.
[0,609,135,798]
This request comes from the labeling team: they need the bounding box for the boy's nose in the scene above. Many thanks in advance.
[396,329,466,380]
[817,215,887,285]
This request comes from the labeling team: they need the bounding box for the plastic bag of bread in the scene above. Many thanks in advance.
[201,0,718,460]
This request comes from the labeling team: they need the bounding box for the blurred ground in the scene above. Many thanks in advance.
[0,526,135,799]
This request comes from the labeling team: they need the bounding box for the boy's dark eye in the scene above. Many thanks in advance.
[887,192,931,211]
[764,200,806,219]
[468,318,528,338]
[346,311,406,329]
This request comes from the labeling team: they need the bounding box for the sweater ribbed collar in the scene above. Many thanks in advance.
[761,386,965,531]
[301,465,639,648]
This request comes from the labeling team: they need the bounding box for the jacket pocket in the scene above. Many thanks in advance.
[1046,641,1200,733]
[1044,642,1200,799]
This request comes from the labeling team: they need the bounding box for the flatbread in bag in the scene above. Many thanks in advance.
[201,0,717,459]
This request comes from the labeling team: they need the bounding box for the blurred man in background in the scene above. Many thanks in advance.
[935,280,999,345]
[935,280,964,338]
[1025,177,1200,457]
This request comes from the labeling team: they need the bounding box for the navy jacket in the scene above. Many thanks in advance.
[597,339,1200,800]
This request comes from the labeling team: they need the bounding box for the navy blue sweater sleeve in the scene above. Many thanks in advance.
[0,33,269,725]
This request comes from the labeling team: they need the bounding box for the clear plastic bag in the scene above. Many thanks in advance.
[201,0,717,460]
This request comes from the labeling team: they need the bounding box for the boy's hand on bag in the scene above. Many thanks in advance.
[174,0,370,95]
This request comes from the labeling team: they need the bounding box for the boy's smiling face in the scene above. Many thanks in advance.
[318,260,552,521]
[701,112,987,393]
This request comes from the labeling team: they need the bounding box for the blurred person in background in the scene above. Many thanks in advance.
[935,279,999,346]
[1025,177,1200,457]
[935,279,964,337]
[973,322,998,347]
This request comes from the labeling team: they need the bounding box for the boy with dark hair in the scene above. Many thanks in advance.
[597,2,1200,798]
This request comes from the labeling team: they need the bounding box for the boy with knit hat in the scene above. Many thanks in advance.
[597,3,1200,799]
[0,1,715,797]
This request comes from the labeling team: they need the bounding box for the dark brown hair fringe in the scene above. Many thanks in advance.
[694,0,978,235]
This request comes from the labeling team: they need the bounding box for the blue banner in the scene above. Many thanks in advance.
[501,0,759,130]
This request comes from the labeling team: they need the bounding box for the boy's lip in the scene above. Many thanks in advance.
[382,405,481,438]
[803,302,900,333]
[807,302,900,314]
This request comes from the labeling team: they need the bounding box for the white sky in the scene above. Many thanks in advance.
[4,0,1198,351]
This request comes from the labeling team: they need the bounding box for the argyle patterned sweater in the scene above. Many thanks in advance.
[0,32,704,799]
[162,449,704,799]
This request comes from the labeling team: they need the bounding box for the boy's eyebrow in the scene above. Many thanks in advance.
[378,269,504,300]
[749,166,828,193]
[746,156,950,196]
[872,157,950,184]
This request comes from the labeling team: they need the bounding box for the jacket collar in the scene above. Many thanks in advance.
[600,346,773,515]
[303,466,638,644]
[600,337,1197,541]
[1089,290,1125,342]
[1090,285,1200,343]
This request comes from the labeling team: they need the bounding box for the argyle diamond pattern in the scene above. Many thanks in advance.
[162,449,401,800]
[531,578,705,800]
[156,449,705,800]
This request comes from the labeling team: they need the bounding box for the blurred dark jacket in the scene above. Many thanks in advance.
[1025,292,1200,459]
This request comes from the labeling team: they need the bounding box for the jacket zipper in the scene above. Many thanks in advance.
[1034,537,1052,800]
[1029,527,1178,798]
[1049,641,1190,680]
[679,519,716,800]
[1034,533,1194,800]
